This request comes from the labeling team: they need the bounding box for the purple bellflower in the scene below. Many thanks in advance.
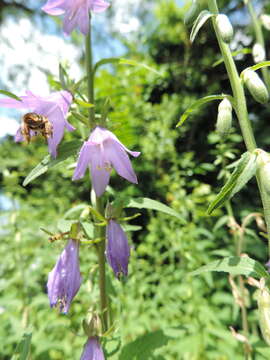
[47,239,82,313]
[72,126,140,197]
[0,90,74,158]
[42,0,110,35]
[106,220,130,278]
[80,337,105,360]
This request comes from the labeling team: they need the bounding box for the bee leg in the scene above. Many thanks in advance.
[44,119,53,139]
[21,123,31,143]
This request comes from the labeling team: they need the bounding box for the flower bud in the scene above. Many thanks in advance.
[252,43,266,63]
[257,285,270,345]
[243,69,269,104]
[261,14,270,31]
[216,14,234,43]
[184,0,200,26]
[216,98,232,137]
[257,149,270,194]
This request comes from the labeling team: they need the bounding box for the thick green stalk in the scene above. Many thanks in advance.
[246,0,270,90]
[85,21,95,126]
[207,0,270,256]
[85,21,108,332]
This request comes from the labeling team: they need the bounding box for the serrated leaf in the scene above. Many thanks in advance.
[212,48,252,67]
[93,57,161,76]
[23,140,82,186]
[125,197,186,223]
[0,90,21,101]
[177,95,232,127]
[119,330,170,360]
[207,152,257,214]
[190,256,270,279]
[190,10,214,43]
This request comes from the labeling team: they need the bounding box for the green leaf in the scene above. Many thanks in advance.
[74,98,94,108]
[12,333,32,360]
[0,90,21,101]
[190,10,214,43]
[81,222,94,239]
[212,48,252,67]
[59,63,68,88]
[70,111,88,125]
[23,140,82,186]
[207,152,257,214]
[119,330,170,360]
[190,256,270,279]
[244,60,270,74]
[93,57,161,76]
[177,95,232,127]
[125,197,186,223]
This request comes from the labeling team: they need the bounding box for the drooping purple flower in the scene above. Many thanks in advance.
[80,337,105,360]
[73,126,140,196]
[47,239,82,313]
[0,90,74,158]
[106,220,130,278]
[42,0,110,35]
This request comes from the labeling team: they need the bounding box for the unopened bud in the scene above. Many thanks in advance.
[83,314,102,338]
[243,69,269,104]
[216,98,232,137]
[257,284,270,345]
[261,14,270,31]
[257,149,270,194]
[184,0,200,26]
[252,43,266,63]
[216,14,234,43]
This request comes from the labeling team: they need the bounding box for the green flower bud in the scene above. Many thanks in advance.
[216,98,232,137]
[243,69,269,104]
[257,284,270,345]
[257,149,270,195]
[184,0,200,26]
[216,14,234,43]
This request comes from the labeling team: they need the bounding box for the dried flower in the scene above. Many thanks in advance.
[106,220,130,278]
[0,90,74,157]
[42,0,110,35]
[47,239,82,313]
[73,126,140,197]
[80,337,104,360]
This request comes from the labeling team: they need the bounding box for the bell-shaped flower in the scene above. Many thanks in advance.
[47,239,82,313]
[0,90,74,158]
[80,337,104,360]
[42,0,110,35]
[106,220,130,278]
[72,126,140,197]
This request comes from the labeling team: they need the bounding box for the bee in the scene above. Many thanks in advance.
[21,112,53,143]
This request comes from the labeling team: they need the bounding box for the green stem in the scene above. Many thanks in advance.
[85,20,95,127]
[207,0,270,257]
[246,0,270,90]
[85,20,108,332]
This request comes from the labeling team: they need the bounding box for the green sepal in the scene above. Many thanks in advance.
[190,10,214,43]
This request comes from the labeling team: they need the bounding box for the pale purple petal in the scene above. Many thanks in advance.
[89,144,111,197]
[80,337,105,360]
[63,9,80,35]
[72,142,92,180]
[90,0,110,13]
[106,220,130,278]
[47,90,72,115]
[0,97,26,109]
[42,0,66,15]
[14,127,24,143]
[105,139,138,184]
[77,4,91,35]
[47,239,81,313]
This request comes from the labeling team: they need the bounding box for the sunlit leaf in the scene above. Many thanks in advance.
[190,10,214,43]
[190,256,270,279]
[212,48,252,67]
[0,90,21,101]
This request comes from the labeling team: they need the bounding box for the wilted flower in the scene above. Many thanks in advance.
[106,220,130,278]
[73,126,140,197]
[47,239,82,313]
[0,90,74,157]
[42,0,110,35]
[80,337,104,360]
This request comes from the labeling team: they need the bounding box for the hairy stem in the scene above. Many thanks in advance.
[207,0,270,257]
[85,20,108,332]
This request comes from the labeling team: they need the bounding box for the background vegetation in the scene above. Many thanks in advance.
[1,0,270,358]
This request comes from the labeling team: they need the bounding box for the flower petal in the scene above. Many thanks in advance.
[80,337,105,360]
[42,0,66,15]
[105,139,138,184]
[89,144,111,197]
[72,142,92,180]
[46,106,66,158]
[90,0,110,13]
